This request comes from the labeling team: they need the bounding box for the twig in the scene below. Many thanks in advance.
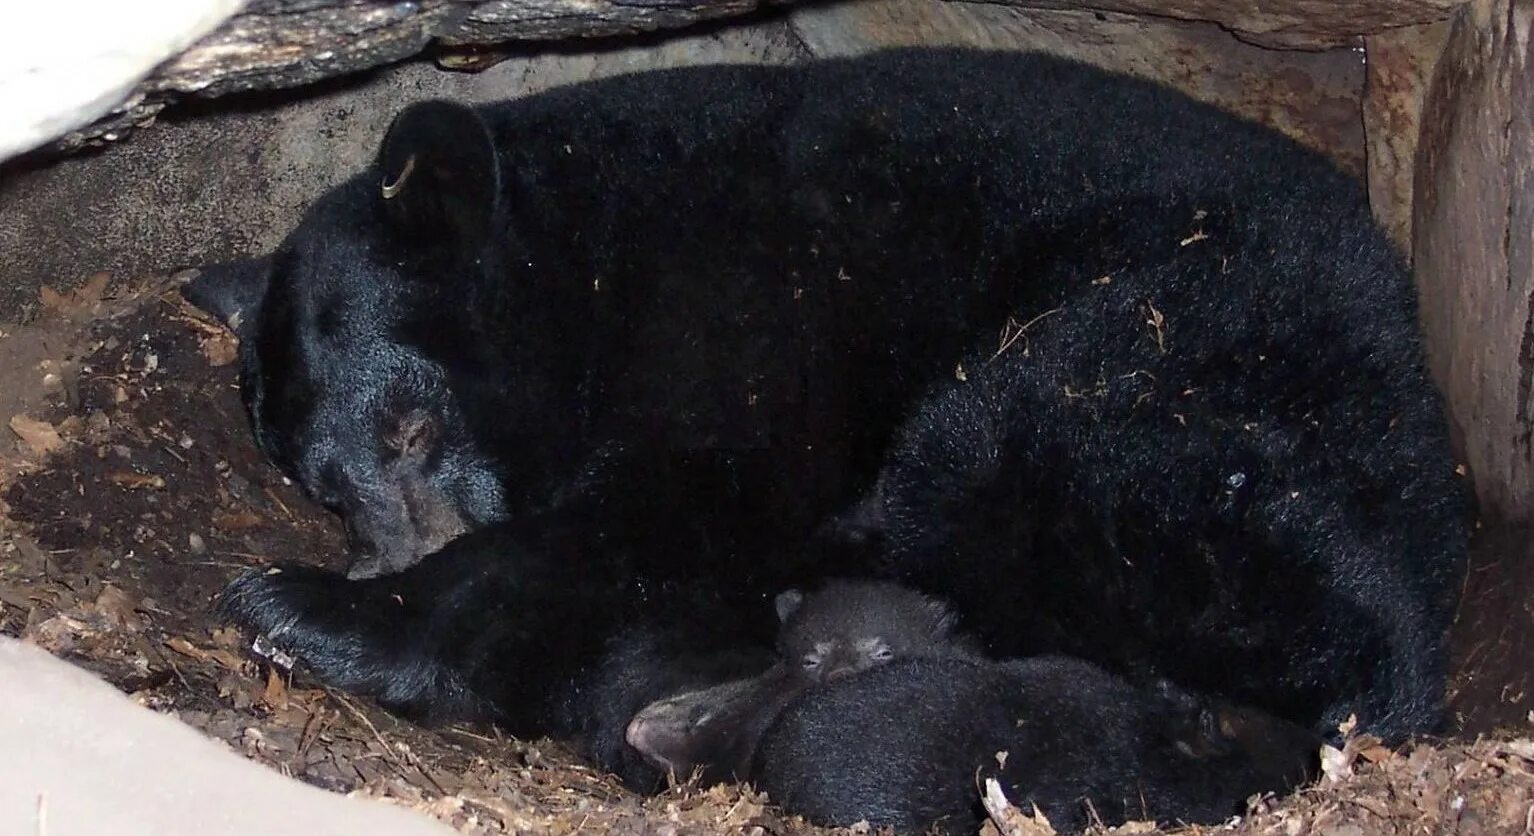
[987,308,1062,363]
[325,688,405,769]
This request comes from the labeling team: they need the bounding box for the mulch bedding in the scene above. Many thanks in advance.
[0,274,1530,836]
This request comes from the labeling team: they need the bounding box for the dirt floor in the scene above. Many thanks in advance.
[2,273,1533,836]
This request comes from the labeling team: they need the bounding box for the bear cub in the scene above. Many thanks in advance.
[628,580,1319,833]
[626,579,979,782]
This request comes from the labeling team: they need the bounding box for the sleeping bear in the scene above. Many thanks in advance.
[193,47,1466,798]
[753,655,1319,834]
[625,579,983,783]
[624,580,1319,834]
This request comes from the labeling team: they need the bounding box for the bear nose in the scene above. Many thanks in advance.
[826,664,856,682]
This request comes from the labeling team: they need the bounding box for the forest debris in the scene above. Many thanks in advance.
[165,635,248,671]
[93,584,144,632]
[263,666,290,710]
[106,470,166,490]
[981,778,1058,836]
[213,508,264,531]
[9,414,63,457]
[38,272,112,318]
[199,332,238,367]
[1143,302,1167,354]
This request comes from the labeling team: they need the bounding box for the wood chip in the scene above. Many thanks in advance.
[107,471,166,490]
[9,414,64,457]
[981,778,1057,836]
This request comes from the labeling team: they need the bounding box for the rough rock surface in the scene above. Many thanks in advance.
[1413,0,1534,524]
[967,0,1467,47]
[0,17,809,321]
[22,0,788,156]
[0,0,242,161]
[789,0,1368,172]
[1362,20,1455,253]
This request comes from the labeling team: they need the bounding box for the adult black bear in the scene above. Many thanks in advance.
[836,185,1469,741]
[196,48,1465,794]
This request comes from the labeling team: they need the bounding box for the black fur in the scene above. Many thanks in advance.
[202,46,1465,791]
[849,187,1466,739]
[752,656,1321,834]
[625,580,981,782]
[776,579,981,682]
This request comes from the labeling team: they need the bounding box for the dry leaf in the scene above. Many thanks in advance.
[200,333,239,367]
[263,666,290,710]
[1359,743,1396,764]
[37,273,111,316]
[9,414,63,457]
[93,585,143,632]
[76,271,111,306]
[1320,743,1352,783]
[37,284,69,312]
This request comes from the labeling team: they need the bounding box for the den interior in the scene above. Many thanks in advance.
[1,0,1532,833]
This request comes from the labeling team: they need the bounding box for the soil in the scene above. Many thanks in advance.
[1,273,1532,836]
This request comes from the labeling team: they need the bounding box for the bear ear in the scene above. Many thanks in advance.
[182,256,272,335]
[774,590,804,624]
[377,100,501,251]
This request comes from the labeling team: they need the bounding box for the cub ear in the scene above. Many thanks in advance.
[377,100,500,250]
[181,256,272,335]
[774,590,804,624]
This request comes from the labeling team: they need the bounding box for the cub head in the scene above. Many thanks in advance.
[774,580,979,682]
[184,101,509,578]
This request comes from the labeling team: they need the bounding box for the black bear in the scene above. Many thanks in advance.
[625,579,981,782]
[830,182,1469,742]
[197,47,1465,796]
[774,579,982,682]
[752,656,1321,834]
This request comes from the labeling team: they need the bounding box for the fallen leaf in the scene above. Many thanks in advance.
[1320,743,1353,783]
[75,271,111,306]
[37,285,69,312]
[9,414,63,457]
[263,666,290,710]
[37,273,111,316]
[200,333,239,367]
[1359,743,1396,764]
[93,585,143,631]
